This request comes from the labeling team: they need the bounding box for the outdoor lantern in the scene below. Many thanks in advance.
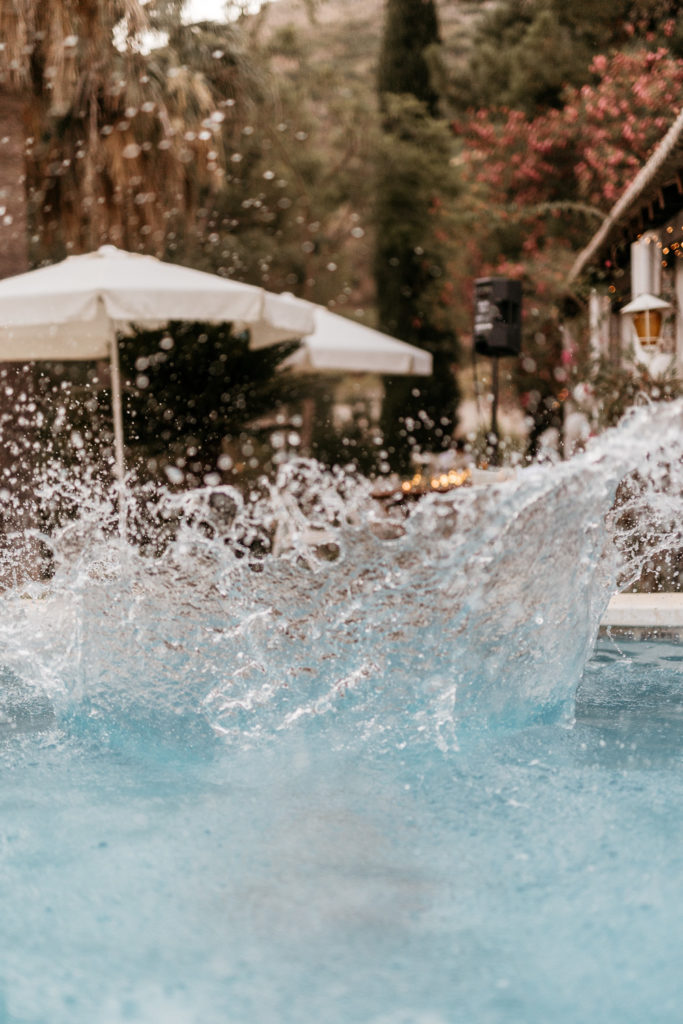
[620,292,672,350]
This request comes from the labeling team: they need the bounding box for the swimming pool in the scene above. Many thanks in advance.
[0,404,681,1023]
[2,636,682,1024]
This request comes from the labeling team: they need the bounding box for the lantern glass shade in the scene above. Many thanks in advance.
[632,308,663,349]
[620,292,671,351]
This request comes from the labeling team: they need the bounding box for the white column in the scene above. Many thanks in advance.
[588,290,611,359]
[631,233,661,297]
[675,259,683,378]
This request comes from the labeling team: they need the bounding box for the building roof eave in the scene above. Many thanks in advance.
[567,106,683,287]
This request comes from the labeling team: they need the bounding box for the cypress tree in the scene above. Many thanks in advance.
[375,0,460,475]
[377,0,441,116]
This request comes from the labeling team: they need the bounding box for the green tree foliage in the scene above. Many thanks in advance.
[454,38,683,456]
[37,324,301,491]
[515,315,568,459]
[28,8,386,490]
[0,1,224,264]
[375,0,461,474]
[171,14,378,306]
[154,13,388,477]
[571,350,680,432]
[456,48,683,268]
[448,0,683,114]
[119,323,301,486]
[377,0,441,115]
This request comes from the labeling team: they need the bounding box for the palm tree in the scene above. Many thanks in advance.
[1,3,146,268]
[1,2,224,263]
[0,1,224,578]
[0,90,29,279]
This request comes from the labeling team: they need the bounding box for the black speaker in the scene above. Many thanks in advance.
[473,278,522,358]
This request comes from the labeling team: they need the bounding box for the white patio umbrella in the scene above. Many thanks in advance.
[0,246,315,479]
[279,303,433,376]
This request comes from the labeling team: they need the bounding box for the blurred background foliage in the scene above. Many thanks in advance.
[1,0,682,490]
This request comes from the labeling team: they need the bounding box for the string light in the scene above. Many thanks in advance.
[399,467,472,496]
[620,230,683,265]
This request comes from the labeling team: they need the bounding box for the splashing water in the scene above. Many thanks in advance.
[0,401,682,1024]
[0,400,680,750]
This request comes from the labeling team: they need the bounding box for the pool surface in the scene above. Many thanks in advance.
[0,403,682,1023]
[1,637,683,1023]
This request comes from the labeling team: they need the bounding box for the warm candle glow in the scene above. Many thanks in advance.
[620,292,671,351]
[632,309,663,349]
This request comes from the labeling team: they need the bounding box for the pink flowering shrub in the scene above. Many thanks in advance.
[457,48,683,253]
[452,47,683,439]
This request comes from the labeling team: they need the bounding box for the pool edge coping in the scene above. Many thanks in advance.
[600,593,683,638]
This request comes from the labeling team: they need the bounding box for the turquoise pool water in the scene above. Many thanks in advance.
[0,404,681,1023]
[2,637,683,1024]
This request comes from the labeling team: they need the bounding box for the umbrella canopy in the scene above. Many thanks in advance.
[281,304,433,377]
[0,246,315,478]
[0,245,313,354]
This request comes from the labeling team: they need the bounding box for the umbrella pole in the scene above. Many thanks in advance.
[105,314,127,539]
[108,334,126,483]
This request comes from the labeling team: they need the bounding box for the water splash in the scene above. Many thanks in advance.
[0,400,681,751]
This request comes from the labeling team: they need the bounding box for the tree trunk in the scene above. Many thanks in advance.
[0,90,48,585]
[0,90,29,278]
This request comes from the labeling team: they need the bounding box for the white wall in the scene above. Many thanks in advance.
[676,260,683,377]
[588,290,611,360]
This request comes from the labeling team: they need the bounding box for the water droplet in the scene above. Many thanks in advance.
[164,466,184,485]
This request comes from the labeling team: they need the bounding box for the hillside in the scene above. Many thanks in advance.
[236,0,520,435]
[248,0,489,86]
[230,0,490,317]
